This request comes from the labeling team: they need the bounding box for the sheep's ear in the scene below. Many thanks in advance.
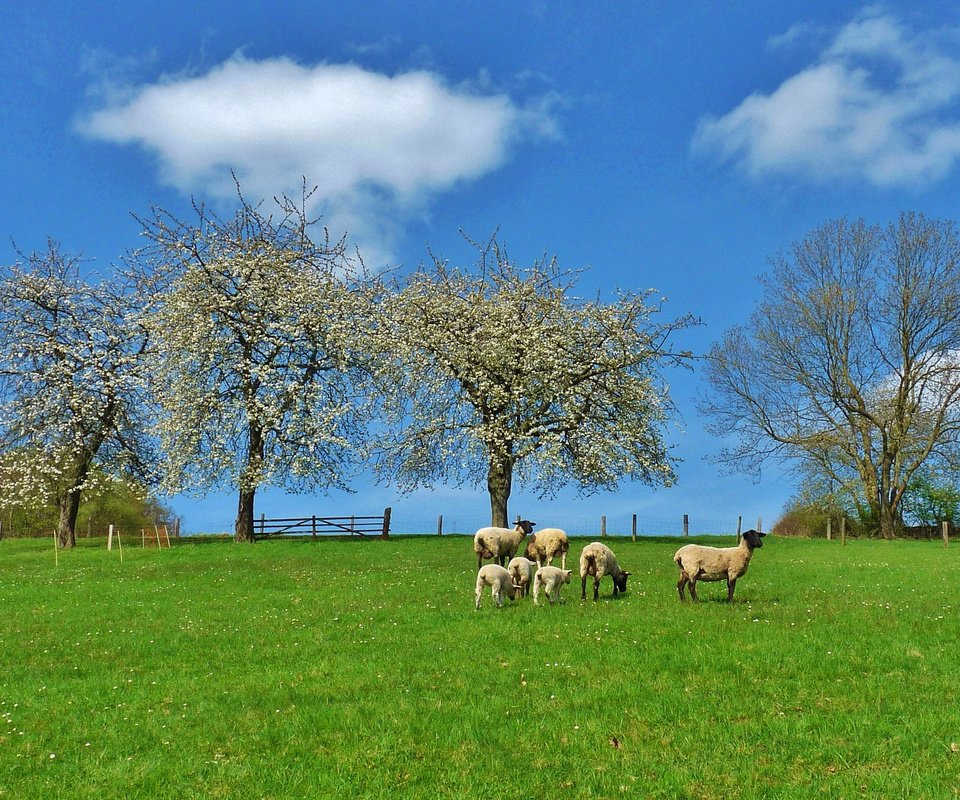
[623,571,632,576]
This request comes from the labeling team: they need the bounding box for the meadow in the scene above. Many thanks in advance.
[2,533,960,799]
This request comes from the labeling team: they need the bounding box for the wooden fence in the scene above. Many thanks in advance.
[253,507,391,540]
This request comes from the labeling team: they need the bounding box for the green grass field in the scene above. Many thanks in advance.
[2,534,960,799]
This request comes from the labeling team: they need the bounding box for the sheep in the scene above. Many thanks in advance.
[475,564,517,610]
[474,519,536,569]
[673,529,766,602]
[579,541,631,601]
[524,527,570,569]
[507,556,538,597]
[532,566,572,605]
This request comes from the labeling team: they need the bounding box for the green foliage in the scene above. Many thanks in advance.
[0,473,173,538]
[903,470,960,526]
[3,536,960,799]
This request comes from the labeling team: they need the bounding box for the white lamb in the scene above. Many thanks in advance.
[579,541,631,601]
[532,566,572,605]
[507,556,538,597]
[674,529,766,602]
[474,519,535,569]
[524,527,570,569]
[475,564,517,610]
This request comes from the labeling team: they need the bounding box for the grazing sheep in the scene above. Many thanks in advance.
[507,556,538,597]
[525,527,570,569]
[674,530,766,602]
[475,564,517,610]
[532,566,572,605]
[474,520,536,569]
[579,542,631,601]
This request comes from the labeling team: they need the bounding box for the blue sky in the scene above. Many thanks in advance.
[5,1,960,535]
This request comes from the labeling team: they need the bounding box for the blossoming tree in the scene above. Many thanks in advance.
[0,242,154,548]
[370,236,696,527]
[137,188,373,541]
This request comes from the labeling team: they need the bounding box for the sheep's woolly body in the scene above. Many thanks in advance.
[525,528,570,569]
[579,541,631,601]
[474,520,535,569]
[673,530,766,602]
[532,566,572,605]
[507,557,538,597]
[475,564,517,610]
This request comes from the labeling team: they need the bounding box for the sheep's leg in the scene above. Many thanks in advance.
[580,575,588,601]
[494,586,503,608]
[677,573,688,600]
[560,553,566,570]
[688,579,699,602]
[726,578,736,602]
[593,576,600,601]
[475,582,483,610]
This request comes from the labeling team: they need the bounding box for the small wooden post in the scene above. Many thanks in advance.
[141,529,146,547]
[631,514,637,542]
[381,507,391,539]
[259,513,266,539]
[154,525,162,548]
[840,517,846,546]
[683,514,689,537]
[117,528,123,562]
[943,520,950,548]
[312,515,317,540]
[52,530,58,567]
[737,515,742,543]
[757,516,763,533]
[108,524,114,551]
[826,518,832,541]
[437,515,443,536]
[601,515,607,537]
[350,515,355,536]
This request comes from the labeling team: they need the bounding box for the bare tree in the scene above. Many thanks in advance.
[368,235,697,527]
[135,186,374,542]
[701,213,960,539]
[0,242,154,547]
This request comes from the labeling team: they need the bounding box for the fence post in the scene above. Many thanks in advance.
[312,515,317,540]
[826,518,832,541]
[108,523,114,551]
[737,515,742,543]
[683,514,689,537]
[437,515,443,536]
[757,516,763,533]
[632,514,637,542]
[259,513,265,539]
[840,517,846,546]
[943,520,950,548]
[381,507,391,539]
[601,516,607,537]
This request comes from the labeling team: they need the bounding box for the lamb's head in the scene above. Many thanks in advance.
[613,570,631,594]
[742,530,766,550]
[559,569,572,584]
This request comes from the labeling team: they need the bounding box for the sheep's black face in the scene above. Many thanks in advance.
[743,530,765,549]
[517,520,535,535]
[614,572,629,593]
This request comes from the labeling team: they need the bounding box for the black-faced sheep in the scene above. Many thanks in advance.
[579,541,630,601]
[674,529,766,602]
[524,527,570,569]
[532,566,572,605]
[507,556,538,597]
[474,564,517,610]
[474,520,535,569]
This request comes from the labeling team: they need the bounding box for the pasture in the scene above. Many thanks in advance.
[1,534,960,799]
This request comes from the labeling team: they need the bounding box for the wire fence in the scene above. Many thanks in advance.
[387,509,762,538]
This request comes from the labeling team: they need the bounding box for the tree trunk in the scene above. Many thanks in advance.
[235,486,257,543]
[56,487,81,550]
[486,450,513,528]
[879,497,899,540]
[235,423,264,543]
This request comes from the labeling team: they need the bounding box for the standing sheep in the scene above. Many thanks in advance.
[507,556,538,597]
[579,542,631,601]
[475,564,517,610]
[474,520,535,569]
[532,566,572,605]
[525,527,570,569]
[674,529,766,602]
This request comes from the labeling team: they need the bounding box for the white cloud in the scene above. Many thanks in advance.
[693,10,960,187]
[77,54,557,265]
